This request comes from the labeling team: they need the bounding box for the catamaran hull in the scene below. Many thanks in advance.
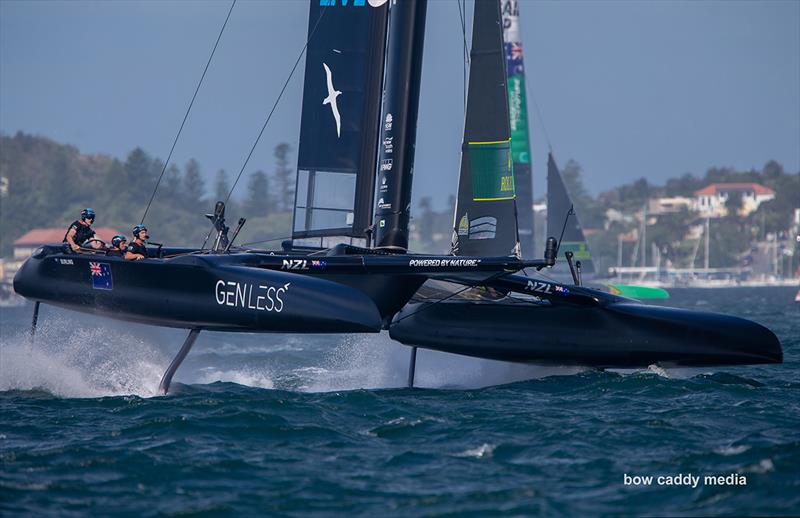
[13,247,783,368]
[13,251,383,333]
[389,300,782,367]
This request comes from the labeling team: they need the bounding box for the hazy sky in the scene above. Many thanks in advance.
[1,0,798,209]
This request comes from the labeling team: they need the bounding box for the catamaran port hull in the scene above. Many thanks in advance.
[13,250,384,333]
[389,299,783,367]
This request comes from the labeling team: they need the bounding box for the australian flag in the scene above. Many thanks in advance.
[504,42,525,77]
[89,262,113,290]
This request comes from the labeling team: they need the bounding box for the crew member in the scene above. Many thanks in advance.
[125,225,149,261]
[63,208,100,252]
[107,235,128,257]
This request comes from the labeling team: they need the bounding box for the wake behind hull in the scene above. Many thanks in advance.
[389,299,782,367]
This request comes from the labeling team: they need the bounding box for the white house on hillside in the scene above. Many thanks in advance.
[693,183,775,218]
[648,196,693,215]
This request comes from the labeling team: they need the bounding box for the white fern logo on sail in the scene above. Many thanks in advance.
[322,63,342,138]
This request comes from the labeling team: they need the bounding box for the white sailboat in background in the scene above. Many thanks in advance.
[611,213,799,289]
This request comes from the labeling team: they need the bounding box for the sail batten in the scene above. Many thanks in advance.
[452,0,520,257]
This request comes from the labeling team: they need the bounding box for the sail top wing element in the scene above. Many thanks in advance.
[292,0,389,248]
[452,0,520,258]
[546,153,596,275]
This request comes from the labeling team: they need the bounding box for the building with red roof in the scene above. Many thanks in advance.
[1,226,121,284]
[693,183,775,218]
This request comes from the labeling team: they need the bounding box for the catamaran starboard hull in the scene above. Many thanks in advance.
[389,299,782,367]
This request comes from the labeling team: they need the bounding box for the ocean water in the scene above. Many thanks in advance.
[1,286,798,516]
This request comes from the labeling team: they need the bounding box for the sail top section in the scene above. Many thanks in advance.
[502,0,535,257]
[546,153,596,275]
[452,0,520,258]
[292,0,389,248]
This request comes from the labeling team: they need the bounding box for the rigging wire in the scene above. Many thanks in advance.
[532,267,566,285]
[393,271,509,325]
[201,5,330,249]
[456,0,469,111]
[222,7,329,208]
[528,89,553,153]
[516,205,577,286]
[237,235,293,248]
[447,0,471,253]
[555,204,575,257]
[140,0,237,225]
[396,270,572,326]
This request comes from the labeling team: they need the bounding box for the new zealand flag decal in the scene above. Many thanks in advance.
[89,262,113,290]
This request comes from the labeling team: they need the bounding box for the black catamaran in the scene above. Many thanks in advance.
[14,0,781,394]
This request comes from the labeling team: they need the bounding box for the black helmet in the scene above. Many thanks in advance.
[111,235,127,248]
[81,208,96,221]
[133,224,147,238]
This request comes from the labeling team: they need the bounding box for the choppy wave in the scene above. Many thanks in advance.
[454,443,496,459]
[0,316,164,397]
[1,287,799,516]
[196,367,275,389]
[1,311,588,397]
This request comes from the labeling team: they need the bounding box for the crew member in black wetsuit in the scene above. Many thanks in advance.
[63,208,100,252]
[125,225,149,261]
[107,235,128,257]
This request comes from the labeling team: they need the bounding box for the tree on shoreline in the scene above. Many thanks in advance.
[0,132,796,276]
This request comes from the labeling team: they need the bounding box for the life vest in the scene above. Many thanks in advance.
[127,240,148,258]
[63,220,95,247]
